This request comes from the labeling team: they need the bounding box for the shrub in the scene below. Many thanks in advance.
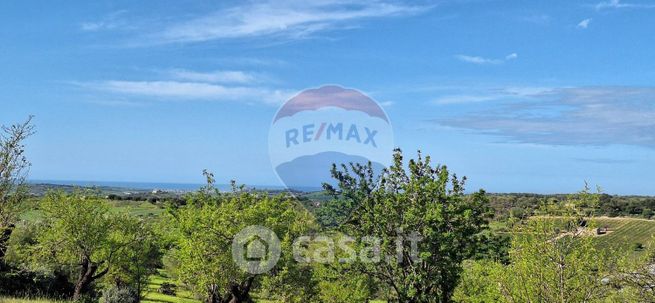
[102,286,138,303]
[158,282,176,296]
[633,242,645,251]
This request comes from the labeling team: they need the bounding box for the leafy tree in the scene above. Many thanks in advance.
[616,241,655,302]
[103,218,162,300]
[313,263,376,303]
[28,191,150,301]
[494,218,619,302]
[456,189,624,303]
[452,260,504,303]
[167,173,316,303]
[0,116,34,262]
[323,149,492,303]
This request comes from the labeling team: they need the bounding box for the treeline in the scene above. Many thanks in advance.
[106,193,186,205]
[488,193,655,220]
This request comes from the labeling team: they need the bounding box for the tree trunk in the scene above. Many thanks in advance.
[206,284,220,303]
[0,224,14,262]
[73,257,108,301]
[440,283,452,303]
[220,277,255,303]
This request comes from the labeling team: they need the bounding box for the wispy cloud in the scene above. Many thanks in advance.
[595,0,655,10]
[455,53,518,65]
[77,80,292,105]
[81,10,132,31]
[577,18,592,29]
[433,94,500,105]
[168,69,258,84]
[434,86,655,148]
[148,1,431,44]
[572,157,635,164]
[433,86,549,105]
[86,100,145,107]
[520,14,551,25]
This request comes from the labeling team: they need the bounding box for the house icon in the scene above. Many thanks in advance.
[245,236,269,261]
[232,225,281,274]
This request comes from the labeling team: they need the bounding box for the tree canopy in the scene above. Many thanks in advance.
[324,149,492,303]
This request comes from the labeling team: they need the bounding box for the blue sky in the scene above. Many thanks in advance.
[2,0,655,194]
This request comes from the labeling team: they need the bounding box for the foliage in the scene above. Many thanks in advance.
[24,191,157,301]
[615,241,655,302]
[0,116,35,262]
[166,172,317,303]
[103,218,162,299]
[323,149,492,303]
[158,282,177,296]
[456,189,626,303]
[452,260,504,303]
[487,192,655,221]
[101,286,138,303]
[313,263,376,303]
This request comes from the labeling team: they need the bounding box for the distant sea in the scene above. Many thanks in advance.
[27,179,309,192]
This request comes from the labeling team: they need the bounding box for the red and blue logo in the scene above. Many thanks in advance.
[268,85,393,190]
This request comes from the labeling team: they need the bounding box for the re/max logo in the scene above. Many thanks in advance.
[285,122,378,148]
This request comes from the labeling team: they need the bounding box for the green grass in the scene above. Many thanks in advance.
[106,200,165,217]
[19,200,164,222]
[590,217,655,249]
[526,216,655,252]
[0,298,70,303]
[142,270,199,303]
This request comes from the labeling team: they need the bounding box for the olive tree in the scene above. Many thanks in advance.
[323,149,492,303]
[0,116,34,261]
[29,191,154,301]
[167,173,316,303]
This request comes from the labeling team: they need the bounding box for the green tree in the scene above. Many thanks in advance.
[456,189,623,303]
[616,241,655,302]
[167,173,316,303]
[0,116,34,262]
[323,149,492,303]
[103,218,162,301]
[494,218,618,302]
[314,263,376,303]
[452,260,504,303]
[28,191,149,301]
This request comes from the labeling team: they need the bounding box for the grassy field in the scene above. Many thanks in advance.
[591,217,655,249]
[0,299,68,303]
[19,199,164,222]
[519,216,655,252]
[142,270,199,303]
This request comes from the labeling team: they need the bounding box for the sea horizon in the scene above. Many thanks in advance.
[28,179,320,192]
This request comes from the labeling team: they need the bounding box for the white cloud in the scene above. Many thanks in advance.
[80,80,292,105]
[455,55,502,65]
[577,18,592,29]
[81,10,131,31]
[153,1,431,43]
[455,53,518,65]
[433,95,500,105]
[435,86,655,148]
[168,69,258,84]
[433,86,549,105]
[595,0,655,10]
[520,14,550,25]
